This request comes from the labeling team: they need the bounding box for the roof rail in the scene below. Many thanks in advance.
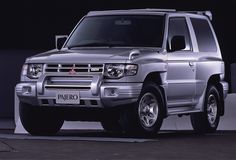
[88,8,176,16]
[179,11,213,20]
[128,8,176,12]
[87,9,212,20]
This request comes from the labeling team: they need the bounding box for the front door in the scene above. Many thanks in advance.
[166,17,196,107]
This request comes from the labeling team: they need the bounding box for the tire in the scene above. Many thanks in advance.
[191,85,221,133]
[120,82,164,136]
[101,120,122,132]
[20,103,64,136]
[101,110,122,132]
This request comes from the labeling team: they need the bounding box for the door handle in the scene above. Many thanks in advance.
[189,62,195,67]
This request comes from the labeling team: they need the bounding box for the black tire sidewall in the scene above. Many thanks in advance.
[203,85,220,129]
[101,120,122,132]
[20,103,64,135]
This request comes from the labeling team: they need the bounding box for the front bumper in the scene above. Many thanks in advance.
[16,74,142,108]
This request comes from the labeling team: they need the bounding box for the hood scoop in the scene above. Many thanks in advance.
[128,49,141,60]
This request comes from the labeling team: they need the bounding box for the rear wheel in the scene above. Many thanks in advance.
[120,82,164,136]
[191,85,221,133]
[20,103,64,136]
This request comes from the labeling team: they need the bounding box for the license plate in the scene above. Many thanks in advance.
[56,91,80,104]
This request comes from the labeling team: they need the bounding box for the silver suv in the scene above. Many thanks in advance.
[16,9,228,136]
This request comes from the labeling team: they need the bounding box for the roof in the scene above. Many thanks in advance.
[87,8,212,20]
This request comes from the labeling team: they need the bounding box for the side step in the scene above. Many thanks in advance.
[167,106,202,116]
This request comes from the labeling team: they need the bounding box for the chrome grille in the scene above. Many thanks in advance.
[45,64,104,74]
[45,76,93,90]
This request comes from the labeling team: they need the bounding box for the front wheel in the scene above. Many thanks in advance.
[191,85,221,133]
[120,82,164,136]
[20,103,64,136]
[101,119,122,132]
[101,109,122,132]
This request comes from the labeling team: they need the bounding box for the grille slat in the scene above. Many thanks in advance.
[45,64,103,74]
[45,76,93,90]
[45,84,91,89]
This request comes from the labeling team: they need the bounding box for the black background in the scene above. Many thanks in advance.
[1,1,235,52]
[0,0,235,118]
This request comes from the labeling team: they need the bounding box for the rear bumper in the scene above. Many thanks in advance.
[16,75,142,108]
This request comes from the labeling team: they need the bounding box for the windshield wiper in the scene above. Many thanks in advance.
[67,42,124,49]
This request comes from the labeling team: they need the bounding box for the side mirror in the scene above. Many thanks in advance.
[55,35,68,50]
[170,35,186,52]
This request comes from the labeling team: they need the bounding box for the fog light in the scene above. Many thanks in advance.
[22,86,32,95]
[104,88,119,97]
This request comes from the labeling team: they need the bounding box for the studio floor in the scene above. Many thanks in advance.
[0,130,236,160]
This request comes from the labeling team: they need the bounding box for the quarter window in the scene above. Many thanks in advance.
[191,18,217,52]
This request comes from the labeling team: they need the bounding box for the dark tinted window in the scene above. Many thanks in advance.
[191,18,217,52]
[167,17,192,51]
[66,15,164,49]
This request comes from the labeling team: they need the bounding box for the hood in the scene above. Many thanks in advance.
[26,48,163,64]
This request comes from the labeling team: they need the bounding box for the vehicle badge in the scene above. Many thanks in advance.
[69,64,76,74]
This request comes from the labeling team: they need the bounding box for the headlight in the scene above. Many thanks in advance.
[27,64,43,79]
[105,64,125,79]
[104,64,138,79]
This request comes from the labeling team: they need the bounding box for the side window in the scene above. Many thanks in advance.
[191,18,217,52]
[167,17,192,52]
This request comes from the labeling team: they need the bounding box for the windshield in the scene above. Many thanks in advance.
[66,15,165,49]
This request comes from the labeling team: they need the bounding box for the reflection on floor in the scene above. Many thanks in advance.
[10,93,236,134]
